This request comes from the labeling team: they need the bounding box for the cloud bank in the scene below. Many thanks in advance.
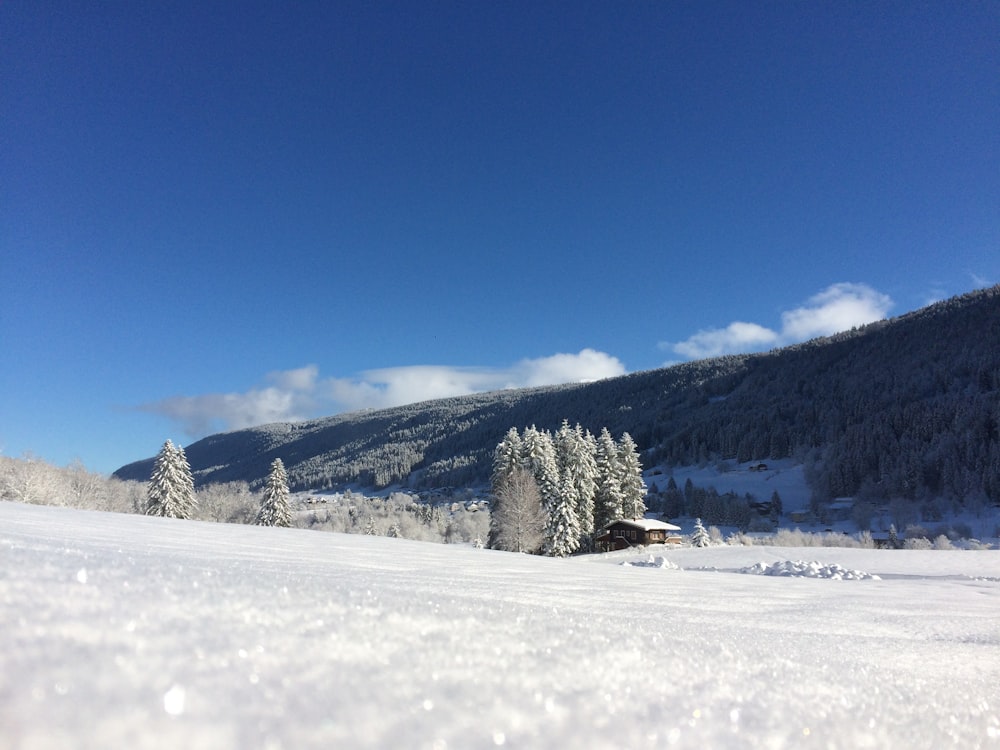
[138,350,626,438]
[665,283,893,360]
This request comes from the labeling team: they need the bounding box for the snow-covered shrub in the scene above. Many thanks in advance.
[196,481,255,524]
[708,525,724,545]
[821,532,856,548]
[726,531,753,546]
[772,529,821,547]
[763,529,876,549]
[966,539,994,550]
[932,534,954,550]
[903,537,933,550]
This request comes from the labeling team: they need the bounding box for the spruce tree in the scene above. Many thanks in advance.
[520,426,560,513]
[617,432,647,520]
[146,440,197,519]
[545,472,582,557]
[593,427,623,532]
[691,517,711,547]
[255,458,291,527]
[491,427,524,490]
[553,421,597,547]
[572,425,599,539]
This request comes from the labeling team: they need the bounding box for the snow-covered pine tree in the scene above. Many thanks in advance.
[255,458,291,527]
[544,472,582,557]
[617,432,647,520]
[520,426,560,513]
[174,444,196,516]
[146,440,197,519]
[364,515,378,535]
[575,426,599,543]
[554,422,598,547]
[491,427,524,491]
[691,517,711,547]
[593,427,623,532]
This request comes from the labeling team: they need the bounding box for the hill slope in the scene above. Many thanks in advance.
[115,286,1000,506]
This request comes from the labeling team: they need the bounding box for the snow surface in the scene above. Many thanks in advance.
[738,560,881,581]
[2,502,1000,749]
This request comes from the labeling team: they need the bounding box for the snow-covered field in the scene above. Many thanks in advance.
[2,502,999,749]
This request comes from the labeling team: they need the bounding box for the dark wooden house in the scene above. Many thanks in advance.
[595,518,682,551]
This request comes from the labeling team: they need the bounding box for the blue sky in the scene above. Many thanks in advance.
[2,1,998,475]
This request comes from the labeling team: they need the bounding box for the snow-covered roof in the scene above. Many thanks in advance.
[606,518,681,532]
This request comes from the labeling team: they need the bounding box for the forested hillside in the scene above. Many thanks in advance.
[115,286,1000,510]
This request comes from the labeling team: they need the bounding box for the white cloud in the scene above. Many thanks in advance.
[138,350,626,437]
[138,366,319,437]
[268,364,319,392]
[664,283,893,360]
[324,366,498,413]
[672,321,779,360]
[513,349,627,387]
[326,349,626,413]
[779,283,893,340]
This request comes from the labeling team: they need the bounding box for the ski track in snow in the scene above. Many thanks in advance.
[2,502,1000,749]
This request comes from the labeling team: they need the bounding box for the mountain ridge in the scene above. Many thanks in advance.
[115,286,1000,508]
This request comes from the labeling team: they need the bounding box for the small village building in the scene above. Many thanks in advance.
[595,518,683,551]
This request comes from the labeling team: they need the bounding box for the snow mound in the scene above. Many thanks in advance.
[622,555,680,570]
[740,559,881,580]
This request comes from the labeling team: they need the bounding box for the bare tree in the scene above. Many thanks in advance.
[67,459,107,509]
[197,481,255,523]
[489,468,546,554]
[0,453,66,505]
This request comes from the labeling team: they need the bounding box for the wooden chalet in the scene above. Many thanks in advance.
[595,518,683,551]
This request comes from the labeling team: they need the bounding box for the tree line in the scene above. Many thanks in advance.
[146,440,292,526]
[1,446,489,545]
[488,421,646,556]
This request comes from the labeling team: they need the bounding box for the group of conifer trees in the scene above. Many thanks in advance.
[146,440,291,526]
[488,420,647,556]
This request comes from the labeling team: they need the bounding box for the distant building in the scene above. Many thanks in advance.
[595,518,682,551]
